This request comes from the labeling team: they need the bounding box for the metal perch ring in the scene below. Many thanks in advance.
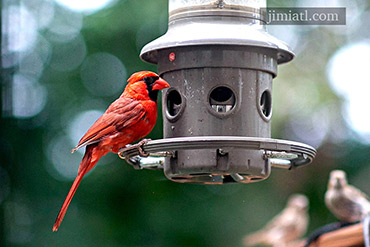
[118,136,316,170]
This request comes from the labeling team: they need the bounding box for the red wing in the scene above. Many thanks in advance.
[72,98,146,152]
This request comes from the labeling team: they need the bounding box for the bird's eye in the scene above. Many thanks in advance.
[144,76,159,86]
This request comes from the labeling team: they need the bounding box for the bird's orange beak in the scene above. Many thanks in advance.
[152,77,170,91]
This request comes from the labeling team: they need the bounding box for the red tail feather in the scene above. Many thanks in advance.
[53,147,95,232]
[53,172,84,231]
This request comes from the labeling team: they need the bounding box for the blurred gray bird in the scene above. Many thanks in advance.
[243,194,309,247]
[325,170,370,223]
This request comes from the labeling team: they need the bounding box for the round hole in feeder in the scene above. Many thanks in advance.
[209,86,236,114]
[165,88,185,122]
[259,90,272,119]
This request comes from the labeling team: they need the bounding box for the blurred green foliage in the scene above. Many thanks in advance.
[1,0,370,246]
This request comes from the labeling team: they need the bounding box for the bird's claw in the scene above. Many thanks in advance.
[137,139,150,157]
[118,151,125,160]
[118,139,151,159]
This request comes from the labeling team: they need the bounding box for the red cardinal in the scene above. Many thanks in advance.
[53,71,169,231]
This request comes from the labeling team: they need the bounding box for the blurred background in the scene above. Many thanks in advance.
[1,0,370,246]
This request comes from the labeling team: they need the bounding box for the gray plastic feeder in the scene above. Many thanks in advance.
[120,0,316,184]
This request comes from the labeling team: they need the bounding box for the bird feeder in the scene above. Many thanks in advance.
[120,0,316,184]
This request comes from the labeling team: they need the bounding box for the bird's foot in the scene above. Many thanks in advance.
[118,151,125,159]
[118,139,151,159]
[136,139,151,157]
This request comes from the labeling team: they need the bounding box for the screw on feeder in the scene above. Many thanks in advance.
[121,0,317,184]
[218,148,229,156]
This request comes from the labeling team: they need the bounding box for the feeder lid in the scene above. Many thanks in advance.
[140,8,294,65]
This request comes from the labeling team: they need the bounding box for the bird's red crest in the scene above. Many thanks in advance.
[127,71,159,83]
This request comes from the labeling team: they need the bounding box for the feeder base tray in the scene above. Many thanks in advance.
[119,136,316,184]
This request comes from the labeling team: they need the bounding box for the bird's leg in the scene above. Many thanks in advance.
[136,139,150,157]
[118,139,151,159]
[118,151,126,159]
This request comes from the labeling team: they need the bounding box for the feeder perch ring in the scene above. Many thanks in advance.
[119,136,316,171]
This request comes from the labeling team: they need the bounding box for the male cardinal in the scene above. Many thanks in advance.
[243,194,309,247]
[325,170,370,223]
[53,71,169,232]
